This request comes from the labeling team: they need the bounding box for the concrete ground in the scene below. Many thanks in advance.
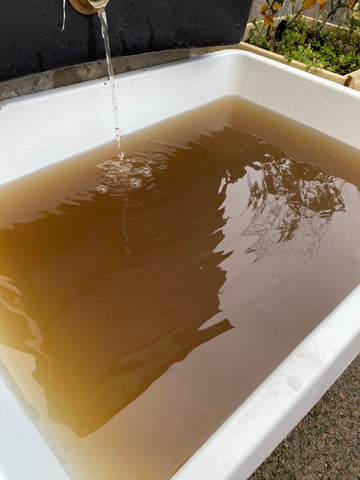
[249,355,360,480]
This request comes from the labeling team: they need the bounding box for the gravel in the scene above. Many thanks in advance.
[249,355,360,480]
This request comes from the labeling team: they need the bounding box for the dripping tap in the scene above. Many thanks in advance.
[69,0,110,15]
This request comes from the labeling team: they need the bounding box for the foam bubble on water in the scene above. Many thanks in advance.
[157,161,168,170]
[141,167,152,177]
[97,185,109,194]
[130,178,142,189]
[96,151,165,194]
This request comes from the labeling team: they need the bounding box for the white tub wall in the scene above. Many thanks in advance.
[232,53,360,149]
[1,51,360,188]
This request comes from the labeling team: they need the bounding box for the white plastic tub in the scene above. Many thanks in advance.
[0,50,359,480]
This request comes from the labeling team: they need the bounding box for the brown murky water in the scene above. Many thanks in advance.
[0,96,359,480]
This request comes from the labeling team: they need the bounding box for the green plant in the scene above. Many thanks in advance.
[247,0,360,74]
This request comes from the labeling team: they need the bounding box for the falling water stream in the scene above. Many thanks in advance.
[94,4,160,253]
[98,8,122,154]
[96,6,133,253]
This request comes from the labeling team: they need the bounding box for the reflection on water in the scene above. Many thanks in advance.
[245,154,345,262]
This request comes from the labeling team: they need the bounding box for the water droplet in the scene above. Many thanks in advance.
[61,0,66,31]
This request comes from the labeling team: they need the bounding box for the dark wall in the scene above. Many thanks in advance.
[0,0,252,82]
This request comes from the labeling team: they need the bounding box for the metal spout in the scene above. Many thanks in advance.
[68,0,110,15]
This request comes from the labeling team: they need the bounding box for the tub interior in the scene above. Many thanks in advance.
[0,51,359,480]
